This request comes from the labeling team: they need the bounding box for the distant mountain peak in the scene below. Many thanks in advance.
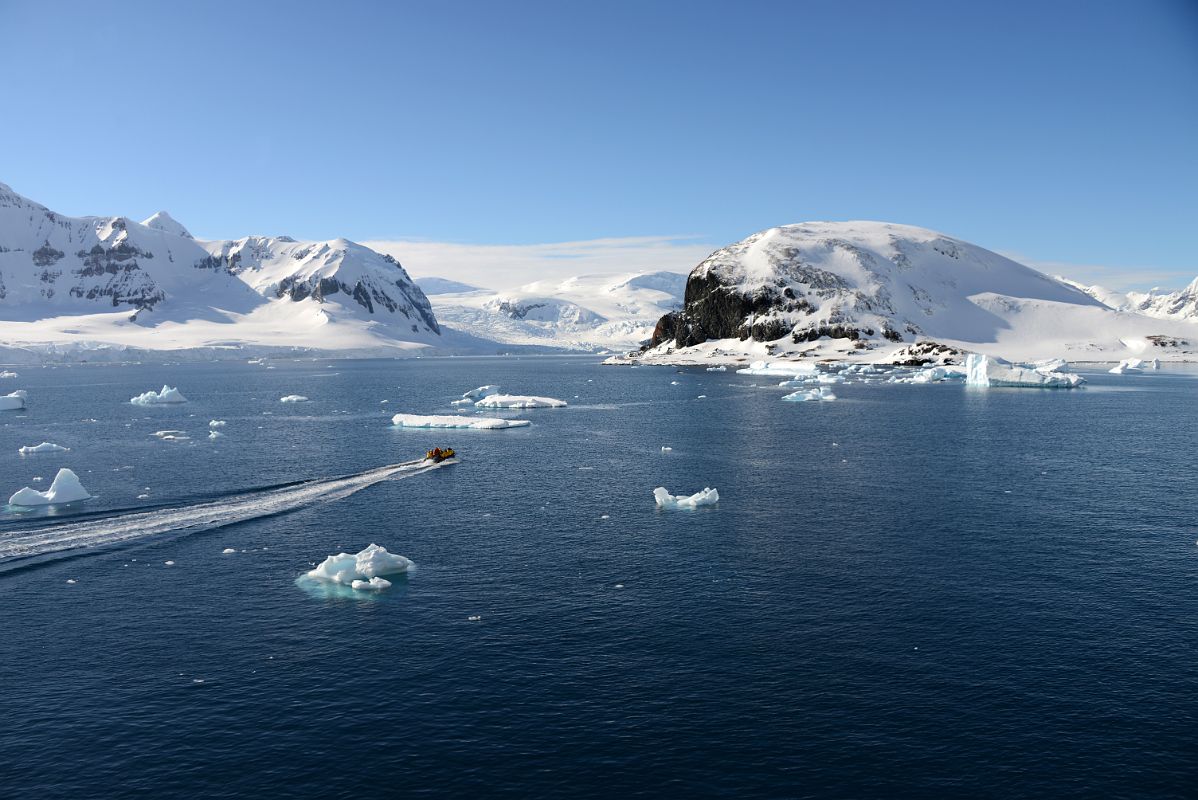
[141,210,193,239]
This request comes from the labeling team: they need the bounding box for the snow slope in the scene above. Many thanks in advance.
[622,222,1198,365]
[0,182,444,359]
[429,271,686,351]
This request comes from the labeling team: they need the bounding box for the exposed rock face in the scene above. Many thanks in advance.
[886,340,964,366]
[644,221,1107,353]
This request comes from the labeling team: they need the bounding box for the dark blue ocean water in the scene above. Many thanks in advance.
[1,357,1196,799]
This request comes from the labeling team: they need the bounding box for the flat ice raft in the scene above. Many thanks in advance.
[391,413,530,429]
[654,486,719,509]
[474,394,567,409]
[9,468,91,507]
[965,354,1084,388]
[304,543,414,589]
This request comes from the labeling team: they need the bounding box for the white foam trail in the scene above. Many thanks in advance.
[0,459,445,564]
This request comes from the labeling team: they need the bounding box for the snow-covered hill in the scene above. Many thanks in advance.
[0,182,445,359]
[427,271,686,351]
[1061,276,1198,322]
[622,221,1197,365]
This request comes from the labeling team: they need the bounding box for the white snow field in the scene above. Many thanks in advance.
[474,394,567,409]
[130,385,188,405]
[279,395,308,403]
[304,543,414,588]
[1,390,27,410]
[391,413,530,430]
[965,354,1084,388]
[18,442,69,455]
[422,271,686,351]
[654,486,720,509]
[8,468,91,507]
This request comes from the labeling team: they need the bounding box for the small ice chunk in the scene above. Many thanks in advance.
[130,385,188,405]
[737,360,818,376]
[8,468,92,507]
[151,430,189,441]
[164,561,175,566]
[279,395,308,403]
[474,394,567,409]
[653,486,719,509]
[670,380,680,385]
[1108,359,1146,375]
[222,548,236,554]
[18,442,69,455]
[0,370,17,378]
[1,390,28,411]
[706,366,727,372]
[350,577,392,591]
[208,430,223,439]
[661,446,672,452]
[392,413,530,429]
[208,420,227,427]
[450,398,474,406]
[137,494,150,499]
[66,579,77,584]
[782,387,837,402]
[462,385,500,400]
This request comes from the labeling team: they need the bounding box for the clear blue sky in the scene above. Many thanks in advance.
[1,0,1195,284]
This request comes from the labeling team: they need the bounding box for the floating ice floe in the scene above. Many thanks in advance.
[209,420,227,427]
[208,431,223,439]
[1,390,28,411]
[1108,358,1156,375]
[462,385,500,400]
[450,398,474,406]
[130,385,187,405]
[8,468,91,507]
[654,486,719,509]
[782,387,837,402]
[151,430,190,441]
[391,413,531,429]
[965,354,1084,388]
[706,366,728,372]
[475,394,567,409]
[737,360,818,377]
[0,371,17,378]
[304,543,414,588]
[279,395,308,403]
[18,442,69,455]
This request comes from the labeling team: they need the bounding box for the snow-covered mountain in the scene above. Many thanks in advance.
[626,221,1197,365]
[0,182,445,359]
[427,271,686,351]
[1061,276,1198,322]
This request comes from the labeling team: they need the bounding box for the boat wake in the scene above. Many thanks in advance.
[0,459,448,569]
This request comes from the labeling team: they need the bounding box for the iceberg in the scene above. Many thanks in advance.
[462,385,500,400]
[8,468,91,507]
[1,390,27,411]
[1108,359,1148,375]
[18,442,69,455]
[965,354,1084,388]
[654,486,719,509]
[130,385,188,405]
[474,394,567,409]
[279,394,308,403]
[304,543,414,588]
[782,387,837,402]
[391,413,531,429]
